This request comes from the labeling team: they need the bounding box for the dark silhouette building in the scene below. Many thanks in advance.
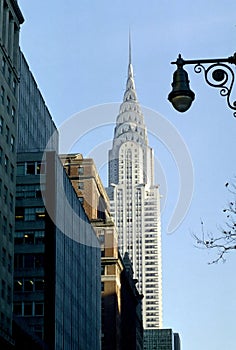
[13,50,101,349]
[14,151,101,349]
[0,0,24,348]
[143,328,181,350]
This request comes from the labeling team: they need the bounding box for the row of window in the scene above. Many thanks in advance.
[1,278,12,305]
[1,56,17,94]
[17,161,46,176]
[15,230,45,245]
[14,301,44,317]
[0,212,13,241]
[0,115,15,149]
[15,207,46,221]
[14,278,45,292]
[1,247,13,273]
[0,185,14,216]
[16,184,44,199]
[0,85,16,122]
[14,254,44,269]
[1,0,20,59]
[0,149,15,180]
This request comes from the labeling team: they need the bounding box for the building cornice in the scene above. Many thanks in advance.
[9,0,24,24]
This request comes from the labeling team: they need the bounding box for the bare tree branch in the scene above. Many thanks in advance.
[193,179,236,264]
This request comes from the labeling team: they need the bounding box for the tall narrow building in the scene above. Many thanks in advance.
[106,41,162,330]
[0,1,24,348]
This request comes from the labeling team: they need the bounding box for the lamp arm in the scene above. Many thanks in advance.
[193,62,236,116]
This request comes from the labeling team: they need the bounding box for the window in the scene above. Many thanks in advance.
[6,96,10,113]
[23,232,34,244]
[16,162,25,175]
[3,216,7,235]
[10,164,14,181]
[9,193,13,212]
[7,68,11,85]
[14,231,45,245]
[35,303,44,316]
[0,116,3,134]
[13,303,22,315]
[1,86,4,105]
[35,279,45,291]
[3,186,7,203]
[35,254,44,268]
[15,207,24,220]
[1,58,6,74]
[35,231,45,244]
[78,182,84,190]
[78,166,84,175]
[8,255,12,273]
[2,248,6,266]
[78,197,84,204]
[9,224,13,242]
[11,106,15,123]
[24,207,45,221]
[10,135,15,152]
[25,208,35,221]
[7,286,11,304]
[36,161,45,174]
[24,280,34,292]
[24,255,34,268]
[4,155,8,173]
[12,79,16,95]
[14,280,23,292]
[26,162,35,175]
[14,254,23,269]
[1,279,6,299]
[24,302,33,316]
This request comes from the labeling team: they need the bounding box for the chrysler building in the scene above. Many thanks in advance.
[106,41,162,330]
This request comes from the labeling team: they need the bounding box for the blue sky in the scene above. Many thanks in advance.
[18,1,236,349]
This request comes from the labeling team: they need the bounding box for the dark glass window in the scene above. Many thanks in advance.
[24,302,33,316]
[0,116,3,134]
[14,280,23,292]
[35,303,44,316]
[15,207,24,220]
[16,163,25,175]
[24,255,34,268]
[13,303,22,316]
[26,162,35,175]
[24,233,34,244]
[24,280,34,292]
[78,166,84,175]
[35,279,45,291]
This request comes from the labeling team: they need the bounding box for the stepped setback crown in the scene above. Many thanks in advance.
[112,44,148,151]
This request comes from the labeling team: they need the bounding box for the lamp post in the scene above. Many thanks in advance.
[168,53,236,116]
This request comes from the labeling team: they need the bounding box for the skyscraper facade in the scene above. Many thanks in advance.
[106,45,162,330]
[13,52,101,349]
[0,0,24,347]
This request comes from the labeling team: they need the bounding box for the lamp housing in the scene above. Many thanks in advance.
[168,65,195,113]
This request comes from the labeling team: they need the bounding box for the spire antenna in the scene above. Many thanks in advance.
[129,29,132,65]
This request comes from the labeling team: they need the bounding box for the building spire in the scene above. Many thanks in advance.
[128,30,133,78]
[129,29,132,66]
[123,30,137,102]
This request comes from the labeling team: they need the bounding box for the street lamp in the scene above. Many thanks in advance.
[168,53,236,116]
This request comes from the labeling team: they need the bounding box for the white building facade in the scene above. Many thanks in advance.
[106,49,162,329]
